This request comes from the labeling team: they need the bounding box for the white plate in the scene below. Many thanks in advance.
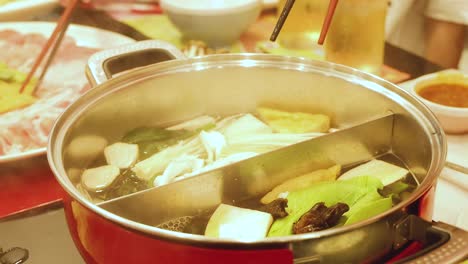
[0,0,59,21]
[399,70,468,171]
[0,22,135,163]
[0,22,135,48]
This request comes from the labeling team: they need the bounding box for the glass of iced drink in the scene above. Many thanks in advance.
[324,0,388,75]
[277,0,329,49]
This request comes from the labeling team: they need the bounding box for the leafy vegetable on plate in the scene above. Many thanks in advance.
[0,62,37,114]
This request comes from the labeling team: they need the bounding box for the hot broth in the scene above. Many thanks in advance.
[71,108,331,202]
[156,153,417,239]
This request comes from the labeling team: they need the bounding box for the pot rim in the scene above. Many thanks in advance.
[47,53,447,247]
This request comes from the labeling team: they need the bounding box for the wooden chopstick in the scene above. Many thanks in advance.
[270,0,295,41]
[270,0,339,46]
[19,0,80,95]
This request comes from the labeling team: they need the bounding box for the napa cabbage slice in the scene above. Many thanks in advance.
[261,165,341,204]
[222,113,273,140]
[132,139,203,181]
[153,154,204,187]
[199,131,226,162]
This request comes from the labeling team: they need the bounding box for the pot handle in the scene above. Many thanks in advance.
[391,215,468,263]
[0,247,29,264]
[86,40,186,87]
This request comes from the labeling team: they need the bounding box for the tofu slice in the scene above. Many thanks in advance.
[338,160,409,186]
[205,204,273,241]
[104,142,139,169]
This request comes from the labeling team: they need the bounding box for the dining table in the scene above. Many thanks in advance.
[0,3,466,264]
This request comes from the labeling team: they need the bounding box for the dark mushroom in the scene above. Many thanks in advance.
[293,202,349,234]
[258,198,289,219]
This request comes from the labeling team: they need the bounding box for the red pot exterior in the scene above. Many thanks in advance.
[385,184,437,263]
[63,196,294,264]
[418,184,436,221]
[62,182,436,264]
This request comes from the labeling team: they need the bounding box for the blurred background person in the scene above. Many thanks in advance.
[387,0,468,70]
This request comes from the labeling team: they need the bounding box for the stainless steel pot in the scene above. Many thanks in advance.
[48,40,467,264]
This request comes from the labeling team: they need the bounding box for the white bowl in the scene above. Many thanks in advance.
[160,0,262,47]
[403,70,468,134]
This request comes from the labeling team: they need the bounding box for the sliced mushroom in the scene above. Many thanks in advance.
[104,142,139,169]
[81,165,120,192]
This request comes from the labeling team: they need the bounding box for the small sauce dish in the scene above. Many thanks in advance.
[409,71,468,134]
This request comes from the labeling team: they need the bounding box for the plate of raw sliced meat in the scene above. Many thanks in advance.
[0,22,135,163]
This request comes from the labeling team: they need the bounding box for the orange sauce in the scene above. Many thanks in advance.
[417,83,468,108]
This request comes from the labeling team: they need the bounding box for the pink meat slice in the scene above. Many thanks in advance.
[0,30,100,157]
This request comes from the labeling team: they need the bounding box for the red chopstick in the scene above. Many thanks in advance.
[19,0,80,94]
[318,0,339,45]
